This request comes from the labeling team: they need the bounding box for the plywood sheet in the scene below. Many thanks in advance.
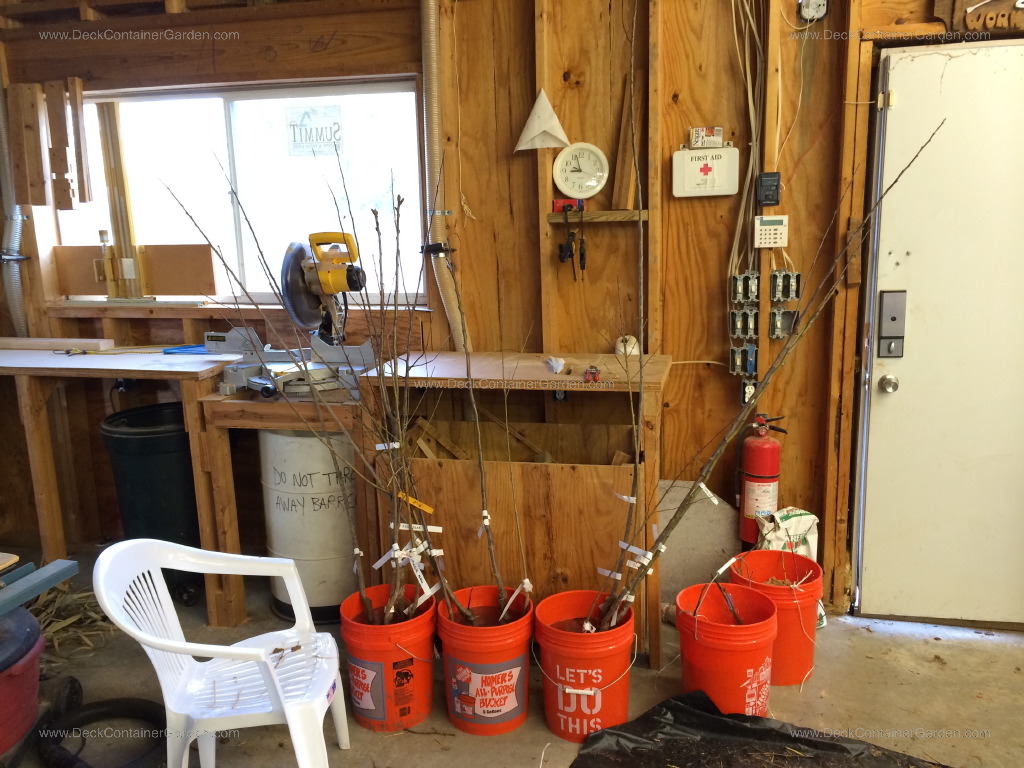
[388,459,639,604]
[0,349,238,379]
[54,245,105,296]
[138,244,219,296]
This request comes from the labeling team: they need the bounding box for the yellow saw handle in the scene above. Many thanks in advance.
[309,232,358,264]
[308,232,363,294]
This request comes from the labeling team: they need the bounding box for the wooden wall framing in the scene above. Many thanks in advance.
[2,0,1006,608]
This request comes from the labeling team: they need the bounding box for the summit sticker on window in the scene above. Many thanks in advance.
[286,106,342,156]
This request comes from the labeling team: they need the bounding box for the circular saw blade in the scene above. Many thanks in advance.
[280,242,322,331]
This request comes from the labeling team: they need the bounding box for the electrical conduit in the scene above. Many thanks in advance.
[422,0,470,352]
[0,90,28,337]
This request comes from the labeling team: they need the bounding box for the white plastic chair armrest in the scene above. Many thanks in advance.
[132,631,268,663]
[163,547,299,579]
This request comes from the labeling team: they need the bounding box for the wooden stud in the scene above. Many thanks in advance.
[646,0,663,355]
[67,77,91,203]
[757,0,782,382]
[44,80,75,210]
[7,83,50,206]
[0,337,114,351]
[15,375,66,563]
[184,378,246,626]
[534,0,559,353]
[823,25,873,609]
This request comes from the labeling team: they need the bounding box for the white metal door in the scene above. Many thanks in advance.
[855,41,1024,624]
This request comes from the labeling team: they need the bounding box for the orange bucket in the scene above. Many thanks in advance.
[730,550,823,685]
[534,590,634,743]
[676,582,777,716]
[437,585,534,735]
[340,583,436,731]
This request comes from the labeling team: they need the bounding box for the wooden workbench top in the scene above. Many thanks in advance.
[364,351,672,393]
[0,350,239,380]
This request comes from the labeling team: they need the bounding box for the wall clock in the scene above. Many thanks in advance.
[552,142,609,199]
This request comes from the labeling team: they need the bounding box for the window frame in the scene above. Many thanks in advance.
[81,78,427,307]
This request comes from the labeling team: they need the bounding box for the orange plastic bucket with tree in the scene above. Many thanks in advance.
[534,590,635,743]
[339,583,436,732]
[675,582,777,716]
[730,549,823,685]
[437,585,534,735]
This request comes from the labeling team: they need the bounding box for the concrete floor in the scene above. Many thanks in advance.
[9,558,1023,768]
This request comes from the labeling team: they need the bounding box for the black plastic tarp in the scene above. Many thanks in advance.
[571,692,949,768]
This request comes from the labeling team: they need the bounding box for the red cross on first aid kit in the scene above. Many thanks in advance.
[672,146,740,198]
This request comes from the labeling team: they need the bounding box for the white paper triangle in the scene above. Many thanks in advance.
[514,89,570,152]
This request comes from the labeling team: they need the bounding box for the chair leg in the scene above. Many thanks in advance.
[165,711,191,768]
[197,731,216,768]
[329,671,351,750]
[285,703,330,768]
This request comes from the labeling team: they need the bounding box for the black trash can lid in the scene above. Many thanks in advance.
[0,607,42,674]
[100,402,186,438]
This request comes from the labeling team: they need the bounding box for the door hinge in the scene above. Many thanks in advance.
[876,90,896,110]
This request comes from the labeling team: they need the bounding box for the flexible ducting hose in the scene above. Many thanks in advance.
[422,0,470,352]
[0,87,29,337]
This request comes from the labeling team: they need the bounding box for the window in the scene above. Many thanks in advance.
[57,81,424,303]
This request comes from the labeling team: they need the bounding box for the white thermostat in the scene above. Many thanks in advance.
[754,215,789,248]
[672,146,740,198]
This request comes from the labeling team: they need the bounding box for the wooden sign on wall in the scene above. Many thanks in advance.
[935,0,1024,32]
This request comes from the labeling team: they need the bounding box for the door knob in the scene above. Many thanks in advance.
[878,374,899,393]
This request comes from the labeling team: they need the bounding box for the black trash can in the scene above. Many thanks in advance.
[100,402,203,605]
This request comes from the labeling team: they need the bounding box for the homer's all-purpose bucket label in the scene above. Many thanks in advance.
[347,656,386,721]
[445,655,526,724]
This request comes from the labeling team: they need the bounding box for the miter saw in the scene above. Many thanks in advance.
[207,232,376,399]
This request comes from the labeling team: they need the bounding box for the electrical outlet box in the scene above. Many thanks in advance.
[770,270,802,302]
[730,308,759,339]
[731,271,760,304]
[672,147,740,198]
[729,344,758,376]
[798,0,827,22]
[769,308,799,339]
[754,215,789,249]
[741,379,757,405]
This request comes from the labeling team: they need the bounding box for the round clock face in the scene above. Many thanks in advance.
[553,142,609,199]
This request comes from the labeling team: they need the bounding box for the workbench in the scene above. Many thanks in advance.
[362,351,672,666]
[0,349,239,623]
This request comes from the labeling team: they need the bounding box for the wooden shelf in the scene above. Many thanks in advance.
[545,209,649,224]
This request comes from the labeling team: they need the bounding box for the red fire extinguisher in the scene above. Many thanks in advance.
[736,414,787,547]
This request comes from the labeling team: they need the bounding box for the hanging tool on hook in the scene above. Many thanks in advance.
[558,204,578,281]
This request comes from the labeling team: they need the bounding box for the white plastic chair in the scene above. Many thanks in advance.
[93,538,350,768]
